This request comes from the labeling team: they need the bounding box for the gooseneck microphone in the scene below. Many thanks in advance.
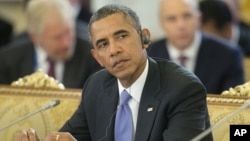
[191,99,250,141]
[0,99,60,132]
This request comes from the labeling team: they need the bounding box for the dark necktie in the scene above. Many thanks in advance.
[115,90,133,141]
[178,54,187,67]
[47,57,55,78]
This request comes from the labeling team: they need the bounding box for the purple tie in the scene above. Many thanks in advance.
[47,57,55,78]
[115,90,133,141]
[178,54,187,67]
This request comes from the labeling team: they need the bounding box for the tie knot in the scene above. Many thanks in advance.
[46,57,56,78]
[120,90,132,105]
[178,54,187,66]
[47,57,55,65]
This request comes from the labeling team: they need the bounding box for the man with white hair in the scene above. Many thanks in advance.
[147,0,245,94]
[0,0,100,88]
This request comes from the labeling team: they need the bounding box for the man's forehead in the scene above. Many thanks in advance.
[160,0,198,11]
[91,16,136,36]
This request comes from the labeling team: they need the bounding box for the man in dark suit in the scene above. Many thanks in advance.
[224,0,250,56]
[147,0,244,94]
[17,4,213,141]
[0,18,13,48]
[0,0,100,88]
[72,0,92,23]
[200,0,250,56]
[199,0,234,41]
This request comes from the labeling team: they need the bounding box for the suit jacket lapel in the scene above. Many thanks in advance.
[159,39,170,59]
[96,76,119,141]
[63,60,75,87]
[135,58,161,141]
[21,45,35,76]
[194,34,209,77]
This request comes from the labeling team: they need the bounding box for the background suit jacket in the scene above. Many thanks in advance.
[0,37,101,88]
[147,33,244,94]
[60,58,213,141]
[238,25,250,56]
[0,18,13,48]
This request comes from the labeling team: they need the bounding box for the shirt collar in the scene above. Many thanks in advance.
[230,24,240,45]
[118,59,149,103]
[35,45,48,69]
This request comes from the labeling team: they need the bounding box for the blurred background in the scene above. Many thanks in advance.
[1,0,249,42]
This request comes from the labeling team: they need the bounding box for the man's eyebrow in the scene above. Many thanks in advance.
[113,29,129,36]
[95,30,129,46]
[95,38,106,46]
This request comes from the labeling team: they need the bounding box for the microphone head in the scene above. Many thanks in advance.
[244,99,250,108]
[51,99,60,107]
[43,99,61,110]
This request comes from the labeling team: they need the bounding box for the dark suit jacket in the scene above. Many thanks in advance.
[60,58,213,141]
[0,37,101,88]
[77,7,92,23]
[238,25,250,56]
[0,18,13,48]
[147,33,244,94]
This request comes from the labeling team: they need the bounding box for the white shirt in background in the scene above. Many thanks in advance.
[34,46,64,82]
[167,31,201,72]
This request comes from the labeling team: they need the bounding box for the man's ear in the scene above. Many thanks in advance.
[91,49,104,67]
[222,23,232,40]
[141,28,151,49]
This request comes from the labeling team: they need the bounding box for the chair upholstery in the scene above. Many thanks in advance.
[0,85,81,141]
[244,57,250,81]
[207,94,250,141]
[0,85,250,141]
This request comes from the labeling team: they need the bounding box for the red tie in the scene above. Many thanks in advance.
[47,57,55,78]
[178,54,187,67]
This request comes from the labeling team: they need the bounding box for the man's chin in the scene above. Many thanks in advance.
[55,54,71,61]
[174,41,191,50]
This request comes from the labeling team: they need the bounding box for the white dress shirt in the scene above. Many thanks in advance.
[34,46,64,82]
[117,59,149,140]
[230,24,240,46]
[167,31,202,72]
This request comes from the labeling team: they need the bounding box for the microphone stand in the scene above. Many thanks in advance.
[0,99,60,132]
[191,100,250,141]
[0,108,46,132]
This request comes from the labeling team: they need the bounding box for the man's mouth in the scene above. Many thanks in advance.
[112,59,129,68]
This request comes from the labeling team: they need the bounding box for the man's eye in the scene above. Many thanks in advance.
[184,13,192,19]
[97,42,108,49]
[166,17,175,22]
[118,34,127,40]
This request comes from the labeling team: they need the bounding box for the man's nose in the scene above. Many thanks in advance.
[61,34,72,48]
[176,18,186,29]
[109,40,122,57]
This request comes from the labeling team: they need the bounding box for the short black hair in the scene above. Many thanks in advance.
[88,4,142,37]
[199,0,233,30]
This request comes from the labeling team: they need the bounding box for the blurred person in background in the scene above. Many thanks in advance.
[200,0,234,41]
[69,0,92,23]
[9,0,92,45]
[68,0,92,40]
[147,0,244,94]
[0,0,100,88]
[0,17,13,48]
[200,0,250,56]
[223,0,250,56]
